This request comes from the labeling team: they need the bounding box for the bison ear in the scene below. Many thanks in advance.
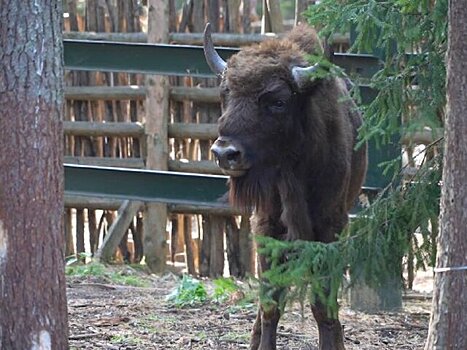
[291,64,320,90]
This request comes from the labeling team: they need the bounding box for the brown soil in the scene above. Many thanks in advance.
[67,268,431,350]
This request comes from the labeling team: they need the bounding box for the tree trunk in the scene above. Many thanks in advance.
[425,2,467,349]
[225,217,241,277]
[76,209,86,261]
[0,1,69,348]
[144,0,169,273]
[295,0,311,26]
[65,209,75,257]
[264,0,284,33]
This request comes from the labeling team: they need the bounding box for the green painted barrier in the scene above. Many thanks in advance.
[65,164,229,207]
[63,40,397,200]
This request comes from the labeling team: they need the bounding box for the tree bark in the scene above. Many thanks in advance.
[144,0,169,273]
[295,0,311,26]
[0,1,69,348]
[425,2,467,349]
[265,0,284,33]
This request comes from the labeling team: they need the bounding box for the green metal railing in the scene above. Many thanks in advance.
[63,40,381,78]
[64,40,397,204]
[65,164,229,207]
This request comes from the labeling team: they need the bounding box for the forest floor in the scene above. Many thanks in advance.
[67,264,433,350]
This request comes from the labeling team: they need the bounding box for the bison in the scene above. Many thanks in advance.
[203,23,367,350]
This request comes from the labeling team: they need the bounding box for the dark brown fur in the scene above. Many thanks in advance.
[214,25,367,350]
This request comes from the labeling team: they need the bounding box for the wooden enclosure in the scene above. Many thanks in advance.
[62,0,289,277]
[62,1,440,282]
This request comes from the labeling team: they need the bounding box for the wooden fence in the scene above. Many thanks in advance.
[62,0,441,279]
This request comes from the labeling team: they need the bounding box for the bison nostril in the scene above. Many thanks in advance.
[227,150,241,162]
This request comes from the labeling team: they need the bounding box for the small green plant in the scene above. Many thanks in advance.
[65,252,92,266]
[65,262,106,277]
[108,271,150,287]
[212,277,240,303]
[166,275,208,307]
[65,263,150,287]
[110,334,141,345]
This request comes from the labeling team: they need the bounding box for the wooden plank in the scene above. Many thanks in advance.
[63,121,144,137]
[63,31,147,42]
[64,195,240,215]
[170,86,220,103]
[65,85,146,100]
[64,156,145,168]
[63,120,218,140]
[65,194,126,210]
[168,159,223,174]
[94,200,143,263]
[65,85,220,103]
[63,31,349,46]
[401,128,444,145]
[168,123,218,140]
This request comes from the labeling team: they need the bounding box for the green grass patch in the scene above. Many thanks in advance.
[65,263,150,287]
[109,334,142,345]
[166,275,256,310]
[166,275,208,307]
[212,277,240,303]
[65,262,107,277]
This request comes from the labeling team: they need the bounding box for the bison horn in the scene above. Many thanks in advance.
[203,23,227,76]
[292,64,320,89]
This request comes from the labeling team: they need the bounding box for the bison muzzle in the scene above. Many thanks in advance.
[204,22,368,350]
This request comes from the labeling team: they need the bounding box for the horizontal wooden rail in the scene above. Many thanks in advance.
[169,204,240,216]
[169,159,222,175]
[63,121,218,140]
[64,156,221,174]
[65,85,146,100]
[65,195,125,210]
[401,128,444,145]
[64,156,145,168]
[64,85,220,103]
[64,195,240,215]
[63,31,350,46]
[168,123,217,140]
[170,86,220,103]
[63,31,147,42]
[63,121,144,137]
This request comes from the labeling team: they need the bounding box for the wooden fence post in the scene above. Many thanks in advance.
[95,200,143,263]
[144,0,170,273]
[262,0,284,33]
[295,0,310,25]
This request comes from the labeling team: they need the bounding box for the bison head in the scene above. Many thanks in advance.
[204,23,323,210]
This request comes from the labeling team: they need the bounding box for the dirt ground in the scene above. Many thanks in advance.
[67,267,432,350]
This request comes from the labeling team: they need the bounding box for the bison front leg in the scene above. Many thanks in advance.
[249,288,284,350]
[249,308,262,350]
[249,303,282,350]
[249,255,286,350]
[249,211,286,350]
[311,301,346,350]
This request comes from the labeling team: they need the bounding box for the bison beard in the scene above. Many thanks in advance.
[204,22,367,350]
[228,167,277,212]
[230,166,313,241]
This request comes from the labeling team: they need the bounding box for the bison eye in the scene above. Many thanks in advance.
[268,99,287,112]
